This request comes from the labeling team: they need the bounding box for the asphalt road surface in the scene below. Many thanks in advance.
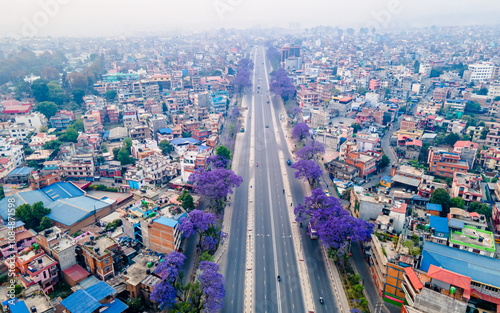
[222,46,338,313]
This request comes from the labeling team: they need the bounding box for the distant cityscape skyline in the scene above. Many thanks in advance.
[0,0,499,37]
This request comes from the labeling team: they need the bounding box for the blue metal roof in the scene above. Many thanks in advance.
[85,281,116,301]
[155,216,178,228]
[103,131,110,138]
[61,289,101,313]
[426,203,442,212]
[198,145,211,152]
[7,167,35,177]
[158,127,172,134]
[7,300,30,313]
[100,300,128,313]
[429,216,449,234]
[421,241,500,288]
[382,175,392,182]
[0,182,110,226]
[170,137,201,146]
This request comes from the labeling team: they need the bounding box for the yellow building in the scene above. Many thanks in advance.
[394,128,424,140]
[466,126,484,142]
[480,147,500,173]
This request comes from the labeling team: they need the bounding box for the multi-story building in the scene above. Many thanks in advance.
[449,207,488,231]
[106,105,120,124]
[130,139,158,160]
[29,133,57,151]
[50,110,74,130]
[0,223,36,259]
[36,226,77,271]
[466,126,484,142]
[355,133,381,153]
[433,88,449,101]
[297,89,320,107]
[81,235,119,281]
[469,62,494,82]
[83,112,103,133]
[0,138,25,181]
[479,147,500,174]
[451,172,483,203]
[135,154,179,187]
[15,251,59,294]
[140,215,185,254]
[486,124,500,148]
[149,116,168,141]
[98,161,121,178]
[369,79,381,90]
[345,151,377,179]
[9,122,31,140]
[59,154,95,180]
[125,167,145,190]
[129,124,150,141]
[427,148,468,178]
[30,170,63,189]
[417,175,448,199]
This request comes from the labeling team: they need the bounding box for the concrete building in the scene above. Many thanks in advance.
[36,226,77,270]
[59,153,95,180]
[17,253,59,294]
[136,154,179,187]
[451,172,483,203]
[50,110,74,130]
[427,149,468,178]
[469,62,494,82]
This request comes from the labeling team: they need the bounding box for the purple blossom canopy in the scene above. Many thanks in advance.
[150,251,186,309]
[189,168,243,203]
[179,209,217,238]
[206,155,228,170]
[295,188,373,256]
[199,261,226,313]
[292,123,310,141]
[295,140,325,160]
[269,68,296,100]
[289,106,302,118]
[291,159,323,182]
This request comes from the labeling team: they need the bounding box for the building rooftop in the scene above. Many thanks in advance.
[421,241,500,288]
[84,236,116,257]
[7,167,35,177]
[122,254,157,287]
[426,203,442,212]
[429,216,449,234]
[155,216,178,228]
[450,226,495,252]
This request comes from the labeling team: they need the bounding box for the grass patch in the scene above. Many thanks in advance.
[49,281,72,299]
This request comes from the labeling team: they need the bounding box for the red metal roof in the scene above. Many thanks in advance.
[404,267,423,290]
[427,264,471,299]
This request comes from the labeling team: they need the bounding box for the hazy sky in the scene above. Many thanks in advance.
[1,0,499,37]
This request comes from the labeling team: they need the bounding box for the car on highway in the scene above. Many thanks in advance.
[287,159,292,166]
[240,128,244,132]
[324,189,330,196]
[265,124,269,128]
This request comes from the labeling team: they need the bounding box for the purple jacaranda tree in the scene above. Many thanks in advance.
[291,159,322,186]
[179,209,216,238]
[294,188,373,262]
[233,58,254,93]
[230,106,240,119]
[199,261,226,313]
[150,251,186,309]
[266,46,281,65]
[206,155,228,170]
[289,106,302,119]
[292,122,310,141]
[295,140,325,160]
[189,168,243,210]
[269,68,296,100]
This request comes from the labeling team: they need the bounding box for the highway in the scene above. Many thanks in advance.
[222,45,338,313]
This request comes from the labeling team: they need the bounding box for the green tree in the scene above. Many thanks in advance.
[473,88,488,96]
[216,145,231,161]
[465,101,481,114]
[70,118,84,132]
[15,201,51,231]
[117,147,134,165]
[480,127,489,140]
[450,197,465,209]
[105,89,117,102]
[40,216,52,230]
[159,140,173,155]
[59,127,79,142]
[413,60,420,73]
[356,87,368,96]
[351,123,362,133]
[126,296,146,313]
[112,147,120,160]
[342,187,353,201]
[14,284,23,296]
[36,101,58,119]
[177,190,195,211]
[162,102,168,113]
[0,185,4,200]
[198,251,214,263]
[31,79,49,102]
[468,202,492,219]
[72,89,85,105]
[380,154,391,169]
[444,133,460,146]
[123,138,133,151]
[383,112,392,125]
[430,188,451,217]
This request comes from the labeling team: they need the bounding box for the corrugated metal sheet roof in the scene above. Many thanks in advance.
[85,281,116,301]
[429,216,449,234]
[60,289,101,313]
[100,299,127,313]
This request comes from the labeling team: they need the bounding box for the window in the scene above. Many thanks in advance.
[471,281,481,288]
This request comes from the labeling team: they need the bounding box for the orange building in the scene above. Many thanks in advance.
[427,149,469,178]
[30,170,62,189]
[141,216,184,254]
[81,236,119,281]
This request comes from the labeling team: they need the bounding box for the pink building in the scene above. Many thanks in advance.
[18,253,59,294]
[106,105,120,124]
[0,223,37,259]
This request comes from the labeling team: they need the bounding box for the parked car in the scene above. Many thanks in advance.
[287,159,292,166]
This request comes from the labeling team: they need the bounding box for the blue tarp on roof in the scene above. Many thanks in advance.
[198,145,211,152]
[155,216,178,228]
[429,216,449,234]
[7,167,35,177]
[381,175,392,183]
[103,131,110,138]
[61,289,101,313]
[158,127,172,134]
[6,300,30,313]
[426,203,442,212]
[85,281,116,301]
[170,137,201,145]
[421,241,500,288]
